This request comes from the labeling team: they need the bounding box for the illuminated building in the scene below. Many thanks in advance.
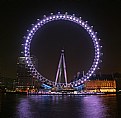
[84,74,116,93]
[16,56,40,91]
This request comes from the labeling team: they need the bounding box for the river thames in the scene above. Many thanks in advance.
[0,94,121,118]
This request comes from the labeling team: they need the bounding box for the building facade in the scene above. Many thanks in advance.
[16,56,40,92]
[84,79,116,93]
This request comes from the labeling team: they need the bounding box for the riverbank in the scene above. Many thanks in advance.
[2,91,120,95]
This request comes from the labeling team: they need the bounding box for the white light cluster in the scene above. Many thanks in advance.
[24,12,101,87]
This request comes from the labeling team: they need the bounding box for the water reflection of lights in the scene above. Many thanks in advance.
[80,96,107,118]
[15,95,116,118]
[16,98,33,118]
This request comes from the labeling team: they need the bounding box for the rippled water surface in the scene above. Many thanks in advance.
[0,94,121,118]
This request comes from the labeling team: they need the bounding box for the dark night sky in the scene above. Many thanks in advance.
[0,0,121,81]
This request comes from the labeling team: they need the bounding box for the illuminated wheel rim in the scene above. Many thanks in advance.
[24,12,101,87]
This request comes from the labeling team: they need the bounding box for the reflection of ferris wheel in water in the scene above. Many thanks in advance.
[24,12,102,88]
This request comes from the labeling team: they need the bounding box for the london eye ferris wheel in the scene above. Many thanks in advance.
[24,12,102,88]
